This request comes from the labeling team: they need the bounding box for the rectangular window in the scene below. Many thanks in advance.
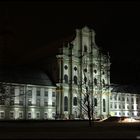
[0,112,5,119]
[136,98,139,104]
[10,99,14,105]
[36,99,40,106]
[19,112,23,119]
[103,99,106,112]
[44,112,48,119]
[19,100,23,106]
[28,99,32,106]
[44,91,48,97]
[52,113,55,118]
[10,86,15,95]
[19,87,24,96]
[131,98,134,103]
[28,90,32,97]
[44,101,48,106]
[28,112,31,119]
[36,112,40,119]
[10,112,14,119]
[52,92,56,97]
[52,102,55,107]
[36,88,41,96]
[110,103,112,109]
[0,99,5,105]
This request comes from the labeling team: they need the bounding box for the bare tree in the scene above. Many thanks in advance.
[78,73,94,127]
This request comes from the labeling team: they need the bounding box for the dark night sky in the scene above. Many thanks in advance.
[0,0,140,85]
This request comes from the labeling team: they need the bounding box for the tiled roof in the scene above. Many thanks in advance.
[0,66,55,86]
[111,84,140,94]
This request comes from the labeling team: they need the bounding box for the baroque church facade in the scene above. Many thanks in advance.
[0,26,140,120]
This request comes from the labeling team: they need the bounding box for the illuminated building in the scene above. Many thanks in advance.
[0,26,139,120]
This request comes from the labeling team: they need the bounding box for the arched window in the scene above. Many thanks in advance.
[103,99,106,112]
[94,70,97,74]
[94,78,97,85]
[84,45,87,52]
[64,96,68,111]
[64,74,68,83]
[94,98,97,106]
[74,76,78,85]
[73,97,77,106]
[84,76,87,84]
[102,79,105,87]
